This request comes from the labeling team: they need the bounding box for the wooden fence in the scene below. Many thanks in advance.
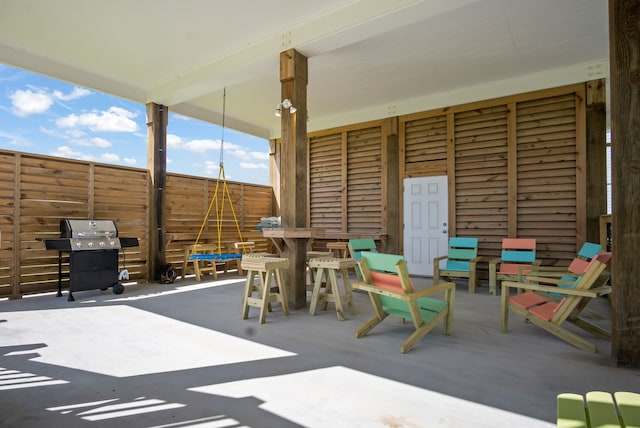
[0,151,274,298]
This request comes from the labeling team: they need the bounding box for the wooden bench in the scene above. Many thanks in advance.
[557,391,640,428]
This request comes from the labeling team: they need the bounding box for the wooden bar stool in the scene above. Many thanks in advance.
[241,256,290,324]
[305,250,332,293]
[327,241,350,258]
[308,257,357,320]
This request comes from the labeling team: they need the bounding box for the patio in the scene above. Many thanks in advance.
[1,271,637,427]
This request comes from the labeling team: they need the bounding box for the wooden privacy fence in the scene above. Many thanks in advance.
[0,151,274,299]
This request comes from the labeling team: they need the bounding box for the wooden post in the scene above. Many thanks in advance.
[585,79,608,245]
[280,49,309,309]
[609,0,640,368]
[146,103,169,282]
[384,118,400,254]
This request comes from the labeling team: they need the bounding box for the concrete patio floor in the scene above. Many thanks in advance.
[1,271,638,427]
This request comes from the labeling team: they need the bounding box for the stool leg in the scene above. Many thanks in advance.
[242,270,254,320]
[194,260,202,281]
[258,269,270,324]
[326,268,345,320]
[309,267,325,315]
[340,267,357,315]
[274,267,289,316]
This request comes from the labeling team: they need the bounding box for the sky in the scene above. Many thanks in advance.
[0,64,270,185]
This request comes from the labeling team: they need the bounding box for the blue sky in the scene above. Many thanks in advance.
[0,64,270,185]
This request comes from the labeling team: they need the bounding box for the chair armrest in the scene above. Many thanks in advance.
[353,281,455,301]
[469,256,483,267]
[501,280,611,298]
[523,275,576,287]
[489,257,502,266]
[433,255,448,263]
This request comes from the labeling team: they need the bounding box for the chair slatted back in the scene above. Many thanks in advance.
[558,242,604,290]
[348,238,378,260]
[444,237,478,271]
[501,238,537,263]
[548,253,610,324]
[359,252,414,295]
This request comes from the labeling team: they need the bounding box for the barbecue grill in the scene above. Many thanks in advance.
[42,219,139,301]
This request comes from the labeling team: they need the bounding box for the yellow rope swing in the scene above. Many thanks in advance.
[189,88,247,265]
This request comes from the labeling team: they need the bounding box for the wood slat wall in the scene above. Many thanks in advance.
[454,105,510,258]
[516,94,579,263]
[308,123,384,236]
[0,151,274,298]
[399,84,586,268]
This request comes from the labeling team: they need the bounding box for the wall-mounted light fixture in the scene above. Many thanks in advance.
[275,98,297,116]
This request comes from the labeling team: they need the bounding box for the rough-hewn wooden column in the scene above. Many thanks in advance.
[280,49,308,309]
[609,0,640,368]
[146,103,168,282]
[585,79,607,245]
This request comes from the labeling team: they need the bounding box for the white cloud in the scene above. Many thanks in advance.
[183,138,221,154]
[10,88,53,116]
[240,162,268,170]
[203,160,220,176]
[56,106,138,132]
[52,87,91,101]
[70,137,112,148]
[100,153,120,162]
[8,139,32,148]
[166,134,183,148]
[123,157,137,165]
[10,86,91,117]
[51,145,94,161]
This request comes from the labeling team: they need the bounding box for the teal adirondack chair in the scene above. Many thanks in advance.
[348,238,378,280]
[433,237,483,293]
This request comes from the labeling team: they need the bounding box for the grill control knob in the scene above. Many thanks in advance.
[75,242,82,248]
[87,242,94,248]
[99,241,105,248]
[109,241,116,247]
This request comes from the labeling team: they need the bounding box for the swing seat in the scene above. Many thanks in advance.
[189,253,243,261]
[185,244,243,281]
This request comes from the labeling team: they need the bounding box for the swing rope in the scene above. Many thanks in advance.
[193,88,244,255]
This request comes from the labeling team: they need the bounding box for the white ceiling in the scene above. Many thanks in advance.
[0,0,609,140]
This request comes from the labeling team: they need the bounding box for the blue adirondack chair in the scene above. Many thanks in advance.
[433,237,483,293]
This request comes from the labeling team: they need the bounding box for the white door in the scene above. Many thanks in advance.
[403,176,449,276]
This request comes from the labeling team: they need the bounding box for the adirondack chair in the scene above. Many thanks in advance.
[557,391,640,428]
[519,242,602,299]
[500,253,612,352]
[489,238,540,295]
[348,238,378,280]
[433,237,483,293]
[352,251,455,353]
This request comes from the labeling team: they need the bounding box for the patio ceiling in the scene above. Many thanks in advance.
[0,0,609,140]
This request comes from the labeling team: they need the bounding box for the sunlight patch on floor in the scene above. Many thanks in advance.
[106,277,245,302]
[1,305,295,377]
[189,366,555,428]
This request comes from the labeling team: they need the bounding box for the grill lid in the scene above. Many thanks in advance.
[61,219,118,238]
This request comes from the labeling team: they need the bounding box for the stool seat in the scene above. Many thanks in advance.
[327,242,350,258]
[241,256,290,324]
[308,257,357,320]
